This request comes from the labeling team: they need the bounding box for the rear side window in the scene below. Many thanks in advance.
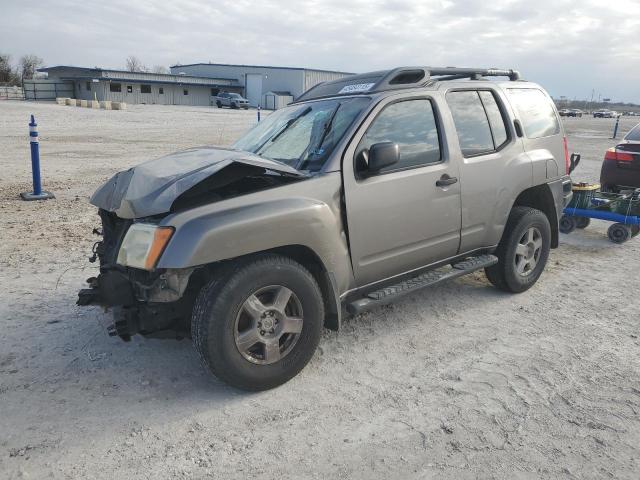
[446,91,494,156]
[507,88,560,138]
[356,99,441,173]
[478,91,508,148]
[625,123,640,141]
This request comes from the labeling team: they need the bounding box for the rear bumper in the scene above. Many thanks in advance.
[600,159,640,189]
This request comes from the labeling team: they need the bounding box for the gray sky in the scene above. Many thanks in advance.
[2,0,639,103]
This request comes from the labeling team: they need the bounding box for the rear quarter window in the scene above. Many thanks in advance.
[507,88,560,139]
[624,123,640,141]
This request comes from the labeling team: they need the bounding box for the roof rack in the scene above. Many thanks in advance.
[295,66,522,103]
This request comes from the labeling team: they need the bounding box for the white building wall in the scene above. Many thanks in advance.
[98,82,215,106]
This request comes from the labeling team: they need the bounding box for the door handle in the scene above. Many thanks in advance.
[436,175,458,187]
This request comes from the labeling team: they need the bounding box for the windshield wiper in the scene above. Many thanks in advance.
[255,106,312,155]
[296,103,341,170]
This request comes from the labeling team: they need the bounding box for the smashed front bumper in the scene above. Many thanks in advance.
[77,209,195,340]
[78,266,195,340]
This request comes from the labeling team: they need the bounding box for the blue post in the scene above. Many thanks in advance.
[257,104,261,122]
[20,115,54,201]
[612,115,620,139]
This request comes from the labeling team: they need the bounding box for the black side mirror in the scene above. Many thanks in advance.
[367,142,400,173]
[569,153,581,174]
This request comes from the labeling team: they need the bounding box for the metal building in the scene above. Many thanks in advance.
[170,63,353,107]
[37,66,243,106]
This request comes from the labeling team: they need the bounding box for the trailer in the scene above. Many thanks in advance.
[561,183,640,243]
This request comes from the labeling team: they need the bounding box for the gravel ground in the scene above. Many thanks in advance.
[0,101,639,479]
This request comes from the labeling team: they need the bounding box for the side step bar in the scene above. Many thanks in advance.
[346,254,498,315]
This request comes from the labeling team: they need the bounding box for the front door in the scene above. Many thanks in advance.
[343,96,462,286]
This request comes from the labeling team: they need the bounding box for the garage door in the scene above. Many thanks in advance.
[245,74,263,107]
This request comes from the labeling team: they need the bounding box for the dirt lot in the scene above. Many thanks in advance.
[1,101,639,479]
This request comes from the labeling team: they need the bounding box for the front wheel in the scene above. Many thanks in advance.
[485,207,551,293]
[191,254,324,391]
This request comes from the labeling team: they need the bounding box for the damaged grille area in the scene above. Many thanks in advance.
[97,209,132,266]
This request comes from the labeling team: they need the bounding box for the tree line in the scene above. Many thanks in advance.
[0,53,44,85]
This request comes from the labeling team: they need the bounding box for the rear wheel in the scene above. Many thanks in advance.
[216,101,222,108]
[560,215,577,234]
[191,254,324,391]
[575,217,591,229]
[485,207,551,293]
[607,223,632,243]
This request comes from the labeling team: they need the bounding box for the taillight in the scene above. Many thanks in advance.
[563,136,570,174]
[604,148,634,162]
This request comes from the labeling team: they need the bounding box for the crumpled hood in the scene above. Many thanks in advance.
[91,146,305,218]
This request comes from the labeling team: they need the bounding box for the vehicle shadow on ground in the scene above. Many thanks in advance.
[62,273,506,397]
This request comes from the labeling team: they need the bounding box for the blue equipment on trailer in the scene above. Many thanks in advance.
[561,183,640,243]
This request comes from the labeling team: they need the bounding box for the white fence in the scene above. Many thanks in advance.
[0,85,24,100]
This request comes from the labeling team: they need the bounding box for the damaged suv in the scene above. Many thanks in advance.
[78,67,573,390]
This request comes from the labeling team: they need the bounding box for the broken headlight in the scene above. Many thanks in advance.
[116,223,174,270]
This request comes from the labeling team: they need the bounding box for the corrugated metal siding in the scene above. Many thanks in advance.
[172,64,352,101]
[303,70,352,92]
[99,70,234,86]
[263,92,293,110]
[172,64,305,99]
[98,82,216,106]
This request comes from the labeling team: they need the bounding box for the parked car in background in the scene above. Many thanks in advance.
[558,108,570,117]
[567,109,583,117]
[600,122,640,191]
[216,92,249,109]
[593,109,614,118]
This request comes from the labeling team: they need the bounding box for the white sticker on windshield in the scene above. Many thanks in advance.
[338,83,376,94]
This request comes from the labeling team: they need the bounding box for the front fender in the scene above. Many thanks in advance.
[157,173,354,294]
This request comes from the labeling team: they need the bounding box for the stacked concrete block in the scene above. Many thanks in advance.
[89,100,100,109]
[66,98,75,106]
[100,101,112,110]
[56,97,67,105]
[112,102,127,110]
[79,100,88,107]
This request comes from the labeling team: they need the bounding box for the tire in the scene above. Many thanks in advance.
[575,217,591,229]
[216,101,222,108]
[485,207,551,293]
[191,254,324,391]
[559,215,577,234]
[607,223,631,244]
[231,103,238,109]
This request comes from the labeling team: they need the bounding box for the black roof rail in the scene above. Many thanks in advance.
[294,66,522,103]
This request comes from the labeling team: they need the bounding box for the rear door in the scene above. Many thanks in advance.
[444,88,532,251]
[342,94,462,286]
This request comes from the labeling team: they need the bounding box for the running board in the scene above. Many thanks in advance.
[346,254,498,315]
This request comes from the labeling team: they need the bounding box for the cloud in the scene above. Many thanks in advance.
[1,0,639,102]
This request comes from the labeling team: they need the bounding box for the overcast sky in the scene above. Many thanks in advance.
[2,0,639,103]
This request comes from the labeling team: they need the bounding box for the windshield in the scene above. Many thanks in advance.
[233,97,370,172]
